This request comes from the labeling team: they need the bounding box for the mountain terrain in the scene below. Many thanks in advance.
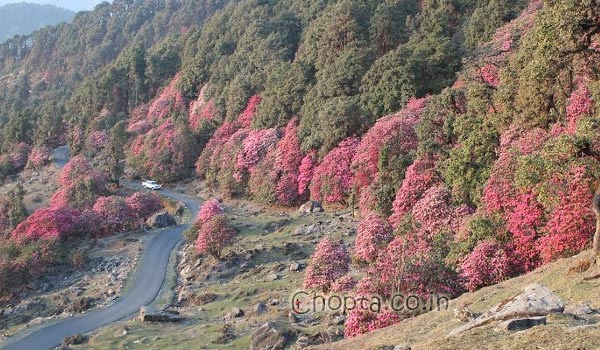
[0,3,74,41]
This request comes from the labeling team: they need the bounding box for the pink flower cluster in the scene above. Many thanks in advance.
[459,240,511,292]
[353,212,393,264]
[310,137,360,203]
[303,237,350,293]
[27,146,51,169]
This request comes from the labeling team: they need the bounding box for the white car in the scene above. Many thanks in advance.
[142,180,162,190]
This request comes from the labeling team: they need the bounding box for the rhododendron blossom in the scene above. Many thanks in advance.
[189,84,216,131]
[459,240,511,292]
[195,214,236,259]
[303,237,350,293]
[27,146,51,169]
[236,95,262,128]
[235,128,279,180]
[92,196,134,235]
[147,73,186,124]
[197,198,225,223]
[354,212,393,264]
[330,275,357,293]
[298,150,317,196]
[389,157,439,227]
[310,137,360,203]
[11,207,81,242]
[344,308,401,338]
[565,79,593,133]
[87,130,108,150]
[126,192,162,220]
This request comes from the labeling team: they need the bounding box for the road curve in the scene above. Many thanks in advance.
[1,147,200,350]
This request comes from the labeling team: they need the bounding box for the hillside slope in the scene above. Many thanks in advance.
[309,251,600,350]
[0,3,74,41]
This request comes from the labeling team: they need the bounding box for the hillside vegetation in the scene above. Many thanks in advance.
[1,0,600,344]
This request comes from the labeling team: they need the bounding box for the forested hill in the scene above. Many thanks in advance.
[2,0,600,336]
[0,0,103,12]
[0,3,74,41]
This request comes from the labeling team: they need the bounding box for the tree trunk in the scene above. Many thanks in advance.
[593,192,600,260]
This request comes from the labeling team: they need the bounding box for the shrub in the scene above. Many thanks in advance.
[459,240,511,292]
[195,214,236,259]
[92,196,134,236]
[10,207,81,243]
[198,198,225,223]
[310,137,360,203]
[297,150,317,196]
[126,192,162,220]
[27,146,51,169]
[303,237,350,293]
[354,212,393,264]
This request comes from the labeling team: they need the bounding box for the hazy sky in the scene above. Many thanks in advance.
[0,1,107,12]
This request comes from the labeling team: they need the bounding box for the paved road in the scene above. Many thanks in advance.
[1,149,200,350]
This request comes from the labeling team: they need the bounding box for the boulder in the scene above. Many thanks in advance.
[254,302,267,314]
[146,211,176,228]
[62,334,87,346]
[450,284,564,335]
[139,306,184,322]
[297,201,324,214]
[251,322,290,350]
[292,224,320,236]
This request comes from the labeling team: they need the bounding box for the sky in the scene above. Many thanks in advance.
[0,0,107,12]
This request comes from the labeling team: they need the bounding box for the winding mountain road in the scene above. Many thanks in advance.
[1,147,200,350]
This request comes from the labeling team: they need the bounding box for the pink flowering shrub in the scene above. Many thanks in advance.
[236,95,262,128]
[303,237,350,293]
[189,84,217,131]
[506,191,543,271]
[87,130,108,150]
[538,166,595,263]
[198,198,225,223]
[330,275,357,293]
[298,150,317,196]
[345,309,402,338]
[52,155,107,208]
[10,143,31,170]
[565,79,593,133]
[389,157,439,227]
[196,121,238,178]
[127,119,198,182]
[354,212,393,264]
[310,137,360,203]
[10,207,81,243]
[126,192,162,220]
[92,196,134,236]
[195,214,236,259]
[235,128,279,181]
[27,146,51,169]
[480,64,500,87]
[147,73,186,124]
[459,240,511,292]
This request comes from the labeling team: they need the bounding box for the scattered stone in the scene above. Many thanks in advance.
[394,345,412,350]
[497,316,546,331]
[454,307,477,322]
[146,211,177,228]
[139,306,184,322]
[266,273,280,281]
[254,302,267,314]
[293,224,320,236]
[213,323,235,344]
[330,315,346,326]
[297,201,324,214]
[564,303,595,316]
[250,322,291,350]
[289,262,302,272]
[270,299,280,306]
[450,284,564,335]
[224,307,245,320]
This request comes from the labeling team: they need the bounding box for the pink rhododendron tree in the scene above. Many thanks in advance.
[92,196,134,236]
[298,150,317,196]
[146,73,186,124]
[27,146,51,169]
[538,165,595,263]
[52,155,107,208]
[310,137,360,204]
[236,95,262,128]
[197,198,225,223]
[195,214,236,259]
[330,275,357,293]
[565,79,593,133]
[506,191,543,271]
[87,130,108,150]
[303,237,350,293]
[235,128,279,181]
[10,207,81,243]
[189,84,217,131]
[459,240,511,292]
[389,157,439,227]
[354,212,393,264]
[10,143,31,170]
[344,308,402,338]
[126,192,162,220]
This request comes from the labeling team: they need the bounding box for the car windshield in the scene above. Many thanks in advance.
[146,181,157,184]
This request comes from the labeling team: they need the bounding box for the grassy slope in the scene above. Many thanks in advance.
[309,251,600,350]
